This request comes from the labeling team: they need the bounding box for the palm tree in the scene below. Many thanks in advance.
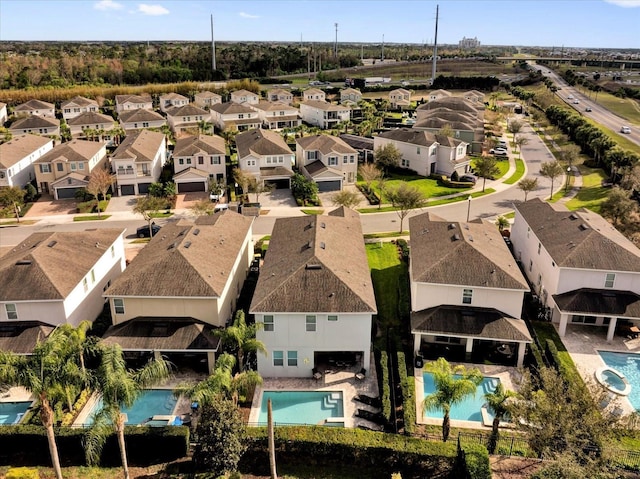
[215,310,267,372]
[540,160,566,200]
[484,383,516,454]
[422,358,482,442]
[85,344,171,479]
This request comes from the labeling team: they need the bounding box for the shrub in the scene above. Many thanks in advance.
[6,467,39,479]
[397,352,416,436]
[379,351,392,422]
[459,443,491,479]
[451,170,459,182]
[396,239,409,262]
[23,184,38,203]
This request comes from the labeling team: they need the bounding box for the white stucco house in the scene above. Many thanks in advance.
[299,101,350,130]
[173,134,227,192]
[159,92,189,113]
[115,94,153,114]
[13,99,55,118]
[302,88,326,102]
[250,207,377,378]
[340,88,362,105]
[210,102,261,132]
[165,104,211,136]
[266,88,293,105]
[0,134,54,189]
[409,212,532,367]
[194,91,222,109]
[511,199,640,341]
[250,101,301,130]
[295,134,358,191]
[61,96,99,121]
[110,130,166,196]
[118,109,167,132]
[230,89,260,105]
[67,111,116,145]
[235,128,295,189]
[389,88,411,109]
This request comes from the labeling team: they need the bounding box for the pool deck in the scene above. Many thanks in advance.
[0,387,32,403]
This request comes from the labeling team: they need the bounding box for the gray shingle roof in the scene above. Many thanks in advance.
[377,128,465,148]
[210,102,255,115]
[301,100,349,112]
[0,322,55,354]
[0,134,52,169]
[514,198,640,271]
[250,210,377,314]
[15,99,54,111]
[110,130,165,163]
[236,128,292,158]
[35,139,105,164]
[166,104,209,117]
[118,109,165,123]
[553,288,640,318]
[296,135,357,155]
[174,134,225,157]
[61,96,98,108]
[409,212,529,290]
[115,94,152,105]
[10,116,59,129]
[66,111,114,126]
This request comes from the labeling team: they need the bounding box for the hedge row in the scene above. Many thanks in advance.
[379,351,392,422]
[397,351,416,436]
[458,443,492,479]
[356,183,380,205]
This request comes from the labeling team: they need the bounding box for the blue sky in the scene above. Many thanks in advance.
[1,0,638,48]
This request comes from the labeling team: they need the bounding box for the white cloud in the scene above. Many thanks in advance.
[138,4,170,15]
[604,0,640,7]
[239,12,260,19]
[94,0,123,11]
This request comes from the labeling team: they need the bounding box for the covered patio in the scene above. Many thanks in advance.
[0,321,54,354]
[411,305,532,367]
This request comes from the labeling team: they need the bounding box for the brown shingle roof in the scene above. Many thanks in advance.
[110,130,165,163]
[15,99,54,111]
[0,322,55,354]
[303,160,340,178]
[35,139,105,164]
[553,288,640,318]
[115,94,152,105]
[301,100,349,112]
[105,213,252,298]
[166,104,209,117]
[296,135,357,155]
[160,92,188,101]
[10,116,59,129]
[118,109,165,123]
[514,198,640,271]
[210,102,255,115]
[252,101,297,112]
[61,96,98,108]
[0,134,52,169]
[236,128,292,158]
[409,212,529,290]
[66,111,114,126]
[0,229,124,301]
[250,213,377,314]
[174,134,225,157]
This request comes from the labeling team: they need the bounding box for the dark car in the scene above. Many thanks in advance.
[136,223,161,238]
[460,174,477,184]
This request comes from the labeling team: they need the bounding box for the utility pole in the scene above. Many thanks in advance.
[431,4,439,85]
[334,23,338,59]
[211,14,216,72]
[381,34,385,61]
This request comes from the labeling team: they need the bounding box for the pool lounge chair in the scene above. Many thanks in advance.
[354,394,382,408]
[358,422,384,432]
[312,368,322,381]
[355,408,387,426]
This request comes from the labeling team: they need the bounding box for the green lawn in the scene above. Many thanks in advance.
[301,209,324,215]
[370,174,471,201]
[73,215,111,222]
[471,158,510,179]
[564,165,609,213]
[149,211,173,218]
[594,91,640,126]
[504,159,525,185]
[366,242,406,332]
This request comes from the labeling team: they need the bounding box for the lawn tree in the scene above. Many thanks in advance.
[374,143,401,173]
[233,167,253,200]
[386,182,427,233]
[495,216,510,232]
[437,123,454,138]
[484,383,515,454]
[540,160,566,200]
[507,119,523,144]
[214,310,267,372]
[517,177,538,202]
[600,187,637,226]
[291,173,319,206]
[473,156,501,192]
[86,168,116,218]
[558,144,580,169]
[0,186,26,223]
[620,164,640,192]
[377,176,388,209]
[358,162,383,193]
[133,196,166,238]
[249,175,273,203]
[422,358,482,442]
[514,136,529,158]
[331,189,361,209]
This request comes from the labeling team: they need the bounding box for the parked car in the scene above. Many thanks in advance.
[136,223,161,238]
[621,126,632,134]
[210,189,226,201]
[567,95,574,99]
[585,107,592,112]
[498,140,508,148]
[490,147,508,156]
[459,174,477,184]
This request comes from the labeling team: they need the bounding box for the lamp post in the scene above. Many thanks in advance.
[565,166,571,193]
[466,195,472,222]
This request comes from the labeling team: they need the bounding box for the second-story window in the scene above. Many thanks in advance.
[306,315,316,332]
[462,289,473,304]
[605,273,615,288]
[264,315,274,331]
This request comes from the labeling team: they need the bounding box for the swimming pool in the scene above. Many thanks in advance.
[423,373,500,422]
[0,402,31,425]
[598,351,640,411]
[89,389,178,426]
[257,390,344,426]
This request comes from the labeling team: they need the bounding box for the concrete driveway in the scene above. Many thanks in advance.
[25,195,76,217]
[105,195,139,213]
[257,189,298,208]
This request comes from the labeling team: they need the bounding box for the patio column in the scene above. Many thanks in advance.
[413,333,421,354]
[465,338,473,362]
[516,343,526,368]
[558,313,568,337]
[153,350,162,361]
[606,318,617,343]
[207,351,216,375]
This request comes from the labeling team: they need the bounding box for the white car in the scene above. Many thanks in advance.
[490,147,508,156]
[621,126,631,134]
[572,99,580,104]
[210,189,226,201]
[567,95,574,99]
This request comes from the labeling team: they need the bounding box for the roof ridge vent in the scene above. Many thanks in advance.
[168,242,177,250]
[320,241,325,249]
[15,260,32,265]
[184,241,192,249]
[320,222,326,228]
[47,240,57,248]
[193,228,200,236]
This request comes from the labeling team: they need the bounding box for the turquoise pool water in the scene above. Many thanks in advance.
[90,389,177,426]
[599,351,640,410]
[423,373,500,422]
[258,391,344,426]
[0,402,31,425]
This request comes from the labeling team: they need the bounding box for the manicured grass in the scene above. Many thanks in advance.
[564,165,609,213]
[594,90,640,126]
[301,209,324,215]
[73,215,111,221]
[502,211,516,220]
[149,211,173,218]
[369,174,471,201]
[426,188,495,207]
[366,242,406,331]
[364,231,409,239]
[504,159,526,185]
[0,219,38,226]
[471,158,510,179]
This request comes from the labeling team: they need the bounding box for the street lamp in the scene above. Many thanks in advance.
[565,167,571,193]
[466,195,472,222]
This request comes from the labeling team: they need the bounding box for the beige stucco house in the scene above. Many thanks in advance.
[296,135,358,191]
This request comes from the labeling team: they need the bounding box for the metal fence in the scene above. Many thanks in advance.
[457,432,536,458]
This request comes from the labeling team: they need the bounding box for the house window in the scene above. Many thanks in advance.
[211,156,221,165]
[56,163,64,172]
[349,156,355,163]
[5,304,17,320]
[343,156,348,164]
[83,278,88,293]
[264,315,274,332]
[328,315,338,322]
[179,159,184,165]
[247,160,256,167]
[307,151,318,160]
[462,289,473,304]
[186,158,192,165]
[198,156,204,165]
[143,122,149,128]
[529,260,533,272]
[40,164,51,173]
[287,351,298,367]
[78,163,84,170]
[605,273,615,288]
[238,114,244,119]
[273,350,284,367]
[417,147,421,154]
[111,245,115,258]
[70,163,77,171]
[401,159,410,168]
[328,157,338,166]
[306,315,316,332]
[113,298,125,315]
[91,269,95,283]
[571,315,597,324]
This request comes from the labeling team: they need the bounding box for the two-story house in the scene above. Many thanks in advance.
[159,92,189,113]
[0,134,54,189]
[235,128,295,189]
[340,88,362,105]
[374,129,470,177]
[302,88,326,102]
[194,91,222,109]
[102,213,253,373]
[173,134,226,192]
[34,139,108,199]
[250,101,301,130]
[110,130,166,196]
[165,104,210,136]
[463,90,485,104]
[296,134,358,191]
[0,102,8,125]
[61,96,99,121]
[9,116,60,138]
[67,111,116,145]
[511,198,640,342]
[13,99,55,118]
[0,229,126,335]
[118,109,167,132]
[250,207,377,378]
[230,89,260,105]
[266,88,293,105]
[299,101,350,130]
[427,89,453,102]
[389,88,411,109]
[210,102,261,132]
[115,94,153,114]
[409,212,532,367]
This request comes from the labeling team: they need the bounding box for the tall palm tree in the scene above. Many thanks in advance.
[0,327,87,479]
[422,358,482,442]
[85,345,171,479]
[484,383,516,454]
[215,310,267,372]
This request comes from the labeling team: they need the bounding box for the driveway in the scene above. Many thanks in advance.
[257,189,298,208]
[105,195,139,213]
[175,192,209,210]
[25,195,76,217]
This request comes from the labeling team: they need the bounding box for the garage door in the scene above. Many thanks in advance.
[138,183,151,194]
[317,180,341,192]
[177,181,206,193]
[121,184,135,196]
[56,187,80,199]
[265,179,290,189]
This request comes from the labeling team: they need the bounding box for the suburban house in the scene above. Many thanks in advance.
[110,130,166,196]
[389,88,411,109]
[210,102,261,132]
[13,99,55,118]
[340,88,362,105]
[0,134,54,189]
[463,90,485,104]
[373,129,471,177]
[230,89,260,105]
[159,92,189,112]
[235,128,295,189]
[250,101,301,130]
[34,139,108,199]
[172,134,226,192]
[102,213,254,373]
[61,96,99,121]
[165,104,210,135]
[299,101,350,130]
[118,109,166,132]
[115,94,153,114]
[409,212,532,367]
[0,102,8,125]
[67,111,116,145]
[9,116,60,138]
[266,88,293,105]
[302,88,326,102]
[194,91,222,109]
[250,207,377,378]
[427,89,453,102]
[0,229,126,337]
[510,198,640,342]
[295,134,358,191]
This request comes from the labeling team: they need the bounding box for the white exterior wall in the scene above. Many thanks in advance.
[11,125,60,138]
[0,140,54,188]
[16,107,55,118]
[120,118,166,131]
[231,93,259,105]
[62,103,99,121]
[116,101,152,113]
[0,300,65,324]
[167,112,210,133]
[299,104,350,129]
[194,94,222,109]
[110,297,220,325]
[373,136,436,176]
[0,105,7,125]
[174,150,225,178]
[69,122,114,139]
[558,269,640,296]
[256,312,372,378]
[114,139,166,195]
